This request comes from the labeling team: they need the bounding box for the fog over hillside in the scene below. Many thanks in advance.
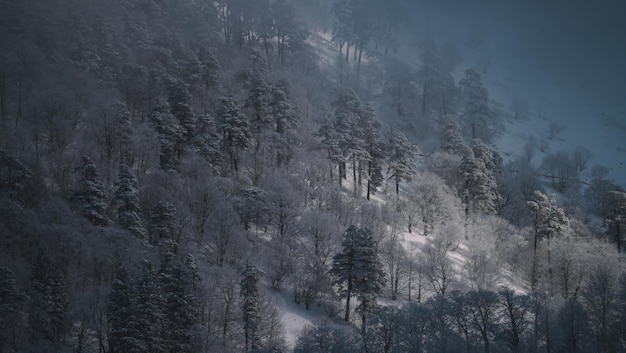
[1,1,626,352]
[401,0,626,185]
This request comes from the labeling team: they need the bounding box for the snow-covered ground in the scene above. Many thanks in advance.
[280,8,625,347]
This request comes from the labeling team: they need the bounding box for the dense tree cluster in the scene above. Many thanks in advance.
[0,0,624,352]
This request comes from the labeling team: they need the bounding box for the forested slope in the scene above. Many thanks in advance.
[1,1,625,353]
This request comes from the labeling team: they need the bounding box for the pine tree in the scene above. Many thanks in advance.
[159,256,198,353]
[111,164,147,240]
[167,80,196,141]
[331,225,386,331]
[192,113,223,173]
[387,130,418,196]
[0,150,33,203]
[149,99,185,171]
[461,140,499,218]
[528,191,569,290]
[107,266,134,353]
[459,69,501,142]
[218,95,251,176]
[440,115,465,155]
[29,249,69,344]
[70,155,110,226]
[360,102,386,200]
[134,260,165,353]
[149,200,179,245]
[604,190,626,253]
[0,267,26,352]
[269,84,299,167]
[240,262,264,352]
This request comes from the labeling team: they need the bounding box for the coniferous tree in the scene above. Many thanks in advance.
[29,249,69,344]
[387,130,418,196]
[331,225,385,330]
[149,200,179,245]
[604,190,626,253]
[218,95,251,176]
[167,80,196,141]
[107,266,134,353]
[461,140,499,218]
[440,115,465,155]
[70,155,110,226]
[0,150,32,203]
[459,69,501,142]
[0,267,26,352]
[528,191,569,290]
[149,99,185,172]
[159,255,198,353]
[134,260,165,353]
[111,164,148,240]
[240,262,263,352]
[360,102,386,200]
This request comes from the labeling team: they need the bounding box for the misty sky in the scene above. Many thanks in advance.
[405,0,626,109]
[402,0,626,184]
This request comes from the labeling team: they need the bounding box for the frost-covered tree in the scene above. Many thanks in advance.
[111,164,147,240]
[149,99,185,172]
[149,200,179,245]
[107,266,135,353]
[387,130,418,196]
[240,263,263,352]
[159,256,198,353]
[0,267,26,352]
[294,323,360,353]
[70,156,110,226]
[29,249,69,344]
[416,40,458,116]
[360,102,386,200]
[440,115,465,155]
[331,225,385,329]
[461,140,499,218]
[541,150,579,193]
[218,95,250,176]
[528,191,569,290]
[133,260,164,353]
[459,69,501,142]
[604,190,626,253]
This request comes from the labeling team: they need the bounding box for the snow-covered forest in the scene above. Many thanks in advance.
[1,0,625,352]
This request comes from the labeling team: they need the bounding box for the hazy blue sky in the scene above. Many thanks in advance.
[405,0,626,112]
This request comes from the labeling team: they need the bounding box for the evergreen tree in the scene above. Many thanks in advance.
[149,200,179,244]
[528,191,569,290]
[107,266,134,353]
[134,260,165,353]
[461,140,499,218]
[416,40,458,116]
[440,115,465,155]
[192,113,223,173]
[70,155,110,226]
[218,95,251,176]
[159,256,198,353]
[331,225,385,331]
[29,249,69,344]
[240,262,264,352]
[167,80,196,141]
[360,102,386,200]
[269,84,299,167]
[604,190,626,253]
[387,130,418,196]
[0,150,32,203]
[149,99,185,171]
[0,267,26,352]
[111,164,148,240]
[459,69,501,142]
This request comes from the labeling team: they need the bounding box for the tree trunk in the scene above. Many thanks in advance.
[345,279,352,322]
[357,46,363,78]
